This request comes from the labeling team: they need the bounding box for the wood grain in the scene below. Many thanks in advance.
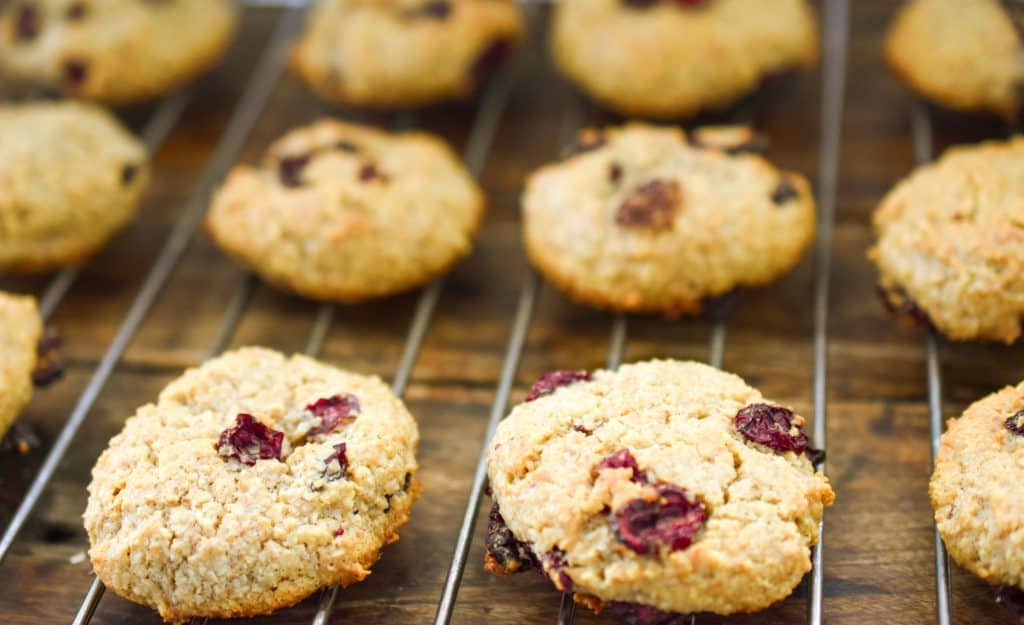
[1,3,1022,625]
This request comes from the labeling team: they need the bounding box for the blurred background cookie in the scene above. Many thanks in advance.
[0,292,40,440]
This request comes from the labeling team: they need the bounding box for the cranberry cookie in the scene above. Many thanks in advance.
[886,0,1024,118]
[290,0,524,108]
[0,101,148,274]
[551,0,819,119]
[486,360,834,619]
[206,119,484,302]
[522,124,816,315]
[870,137,1024,344]
[931,381,1024,595]
[0,0,236,104]
[0,292,41,439]
[84,347,420,621]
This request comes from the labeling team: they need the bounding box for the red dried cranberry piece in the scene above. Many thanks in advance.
[597,449,649,485]
[121,164,139,186]
[14,4,39,41]
[615,483,705,554]
[279,154,311,188]
[66,2,88,20]
[472,40,510,86]
[32,327,64,387]
[525,370,593,402]
[321,442,349,481]
[306,393,360,436]
[541,548,573,592]
[333,527,345,537]
[1005,410,1024,436]
[485,504,538,574]
[608,162,623,184]
[358,162,388,183]
[573,424,593,436]
[62,59,88,88]
[876,285,929,326]
[608,602,693,625]
[734,403,808,454]
[616,179,682,229]
[216,414,284,465]
[771,178,799,205]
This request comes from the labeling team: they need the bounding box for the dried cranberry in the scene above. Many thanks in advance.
[306,393,360,436]
[216,414,284,465]
[472,40,510,86]
[877,285,929,326]
[410,1,451,19]
[541,549,573,592]
[573,425,593,436]
[615,483,706,554]
[278,154,311,188]
[485,504,538,574]
[14,4,39,41]
[609,162,623,184]
[734,403,808,454]
[121,164,139,186]
[358,162,387,183]
[321,442,349,481]
[608,602,693,625]
[616,179,681,229]
[62,59,88,87]
[333,527,345,537]
[66,2,88,20]
[31,327,64,387]
[525,370,592,402]
[403,472,413,491]
[770,178,799,205]
[597,449,649,485]
[1005,410,1024,436]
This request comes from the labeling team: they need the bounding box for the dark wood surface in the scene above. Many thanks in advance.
[1,3,1022,624]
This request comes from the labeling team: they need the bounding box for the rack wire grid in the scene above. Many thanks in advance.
[0,0,858,623]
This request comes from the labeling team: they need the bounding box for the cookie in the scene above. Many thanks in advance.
[485,360,834,617]
[0,0,236,105]
[522,123,816,315]
[0,292,41,440]
[870,137,1024,344]
[205,119,484,302]
[84,347,420,621]
[290,0,524,108]
[551,0,819,119]
[931,381,1024,592]
[886,0,1024,118]
[0,100,149,274]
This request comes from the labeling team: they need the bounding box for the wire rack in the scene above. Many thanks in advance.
[0,0,854,623]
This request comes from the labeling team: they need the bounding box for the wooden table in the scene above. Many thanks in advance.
[1,2,1021,624]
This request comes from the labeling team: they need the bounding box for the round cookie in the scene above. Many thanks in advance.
[931,380,1024,591]
[206,119,485,302]
[551,0,819,119]
[0,292,41,440]
[886,0,1024,118]
[870,137,1024,344]
[522,123,816,315]
[0,0,236,105]
[486,360,834,617]
[0,100,149,274]
[84,347,420,621]
[290,0,524,108]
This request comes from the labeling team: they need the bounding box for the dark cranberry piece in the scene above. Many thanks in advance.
[336,140,359,153]
[216,414,284,465]
[608,161,623,184]
[616,179,682,229]
[573,424,593,436]
[333,527,345,537]
[306,393,360,436]
[471,40,510,86]
[14,4,39,41]
[484,504,538,574]
[622,0,660,8]
[608,602,693,625]
[278,154,311,188]
[66,2,88,20]
[876,285,929,326]
[1005,410,1024,436]
[411,1,451,19]
[735,403,808,454]
[770,178,799,205]
[541,549,573,592]
[321,442,349,481]
[121,164,138,186]
[358,162,387,183]
[615,483,706,554]
[525,370,593,402]
[597,449,649,485]
[31,327,64,387]
[403,472,413,491]
[62,59,88,88]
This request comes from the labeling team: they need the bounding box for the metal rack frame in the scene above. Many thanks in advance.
[0,0,851,623]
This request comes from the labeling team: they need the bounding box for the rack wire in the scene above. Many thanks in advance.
[0,0,853,623]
